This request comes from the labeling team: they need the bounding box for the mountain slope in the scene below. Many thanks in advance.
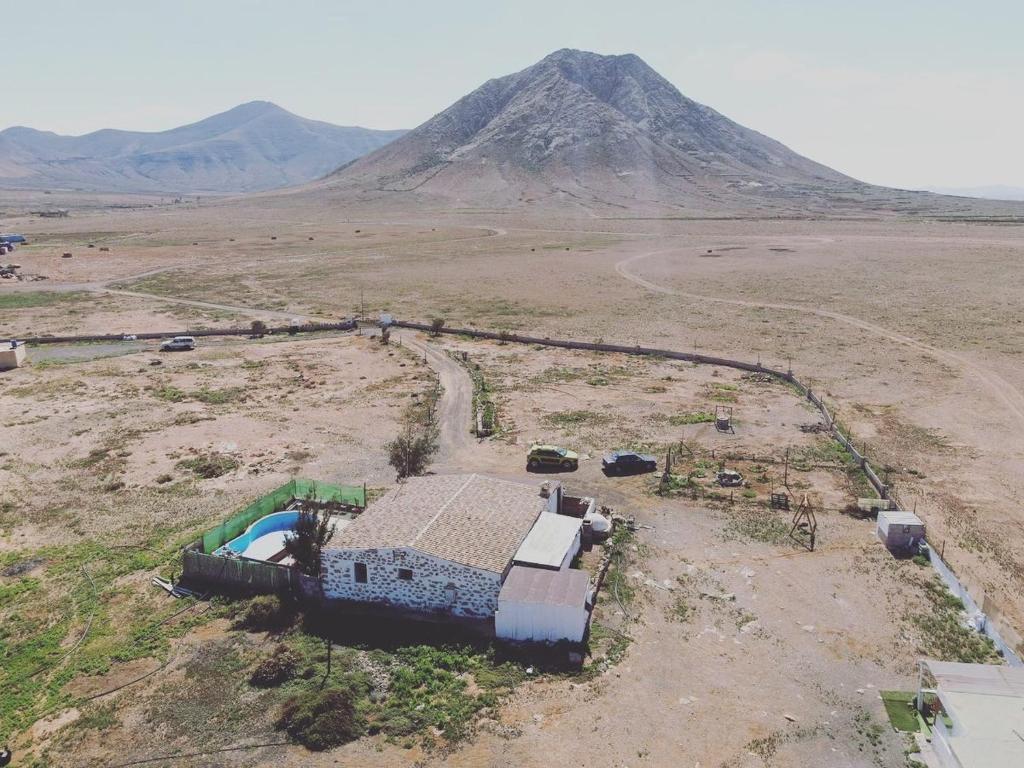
[323,49,912,213]
[0,102,406,194]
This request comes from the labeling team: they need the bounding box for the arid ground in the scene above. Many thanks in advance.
[1,190,1022,766]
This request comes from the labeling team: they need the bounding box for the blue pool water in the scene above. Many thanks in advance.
[216,510,299,560]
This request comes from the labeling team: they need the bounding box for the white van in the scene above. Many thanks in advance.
[160,336,196,351]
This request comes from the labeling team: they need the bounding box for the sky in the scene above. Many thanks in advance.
[4,0,1022,190]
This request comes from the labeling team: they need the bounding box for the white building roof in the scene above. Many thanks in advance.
[923,661,1024,767]
[879,510,925,527]
[513,513,582,569]
[327,474,547,574]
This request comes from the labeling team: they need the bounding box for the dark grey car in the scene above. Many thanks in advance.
[602,451,657,475]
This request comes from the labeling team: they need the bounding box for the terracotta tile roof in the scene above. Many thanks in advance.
[327,474,548,573]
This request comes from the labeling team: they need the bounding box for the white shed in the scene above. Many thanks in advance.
[877,509,925,553]
[513,513,582,570]
[495,566,591,643]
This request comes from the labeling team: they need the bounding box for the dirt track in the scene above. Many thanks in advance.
[615,248,1024,429]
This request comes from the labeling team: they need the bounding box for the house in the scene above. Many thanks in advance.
[495,566,592,643]
[917,660,1024,768]
[321,474,573,620]
[876,509,925,553]
[0,340,26,371]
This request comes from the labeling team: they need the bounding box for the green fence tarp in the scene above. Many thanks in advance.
[201,478,365,553]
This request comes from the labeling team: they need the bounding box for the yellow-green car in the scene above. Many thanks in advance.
[526,444,579,472]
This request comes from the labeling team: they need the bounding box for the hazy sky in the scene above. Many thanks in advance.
[5,0,1022,189]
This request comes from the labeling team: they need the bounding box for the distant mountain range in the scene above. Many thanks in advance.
[0,102,406,194]
[324,49,1022,216]
[925,185,1024,202]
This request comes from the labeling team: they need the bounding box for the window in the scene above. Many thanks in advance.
[397,568,413,581]
[354,562,368,583]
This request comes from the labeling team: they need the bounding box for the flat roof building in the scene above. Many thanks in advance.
[918,660,1024,768]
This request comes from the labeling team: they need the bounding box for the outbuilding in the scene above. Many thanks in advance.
[495,566,591,643]
[513,512,582,570]
[0,340,26,371]
[876,509,925,553]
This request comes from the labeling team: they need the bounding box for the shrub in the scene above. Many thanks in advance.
[277,687,365,750]
[251,644,299,687]
[386,424,439,480]
[176,452,239,479]
[429,317,445,336]
[236,595,293,632]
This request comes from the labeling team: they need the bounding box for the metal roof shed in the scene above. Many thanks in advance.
[513,513,582,570]
[877,509,925,553]
[496,566,591,643]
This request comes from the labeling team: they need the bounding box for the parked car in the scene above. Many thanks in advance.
[160,336,196,352]
[602,450,657,475]
[526,444,579,472]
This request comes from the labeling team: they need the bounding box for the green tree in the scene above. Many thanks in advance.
[284,508,335,577]
[386,424,439,480]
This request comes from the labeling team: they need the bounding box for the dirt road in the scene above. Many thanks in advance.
[615,248,1024,429]
[394,331,475,464]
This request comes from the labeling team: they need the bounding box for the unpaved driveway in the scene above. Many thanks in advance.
[391,330,475,465]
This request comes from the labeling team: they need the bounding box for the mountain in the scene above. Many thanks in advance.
[925,185,1024,202]
[325,49,1015,216]
[0,102,406,194]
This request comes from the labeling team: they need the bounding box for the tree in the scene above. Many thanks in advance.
[429,317,445,336]
[251,320,268,338]
[386,424,439,480]
[284,508,335,578]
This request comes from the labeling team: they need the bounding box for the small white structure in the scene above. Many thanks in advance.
[513,513,581,570]
[877,509,925,553]
[495,566,591,643]
[0,340,26,370]
[918,660,1024,768]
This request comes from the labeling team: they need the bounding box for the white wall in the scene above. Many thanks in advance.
[495,598,589,643]
[321,546,502,619]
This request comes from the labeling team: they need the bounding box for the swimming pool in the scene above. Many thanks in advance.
[214,510,352,562]
[216,510,300,561]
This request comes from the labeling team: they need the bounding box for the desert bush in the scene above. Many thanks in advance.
[251,644,299,687]
[236,594,293,631]
[429,317,445,336]
[176,452,239,479]
[277,686,365,750]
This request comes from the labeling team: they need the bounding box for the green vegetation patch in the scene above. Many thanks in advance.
[909,577,999,663]
[880,691,922,733]
[0,291,91,310]
[544,409,610,429]
[668,410,715,426]
[176,452,240,479]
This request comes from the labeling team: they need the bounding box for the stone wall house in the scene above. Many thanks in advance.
[321,474,558,619]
